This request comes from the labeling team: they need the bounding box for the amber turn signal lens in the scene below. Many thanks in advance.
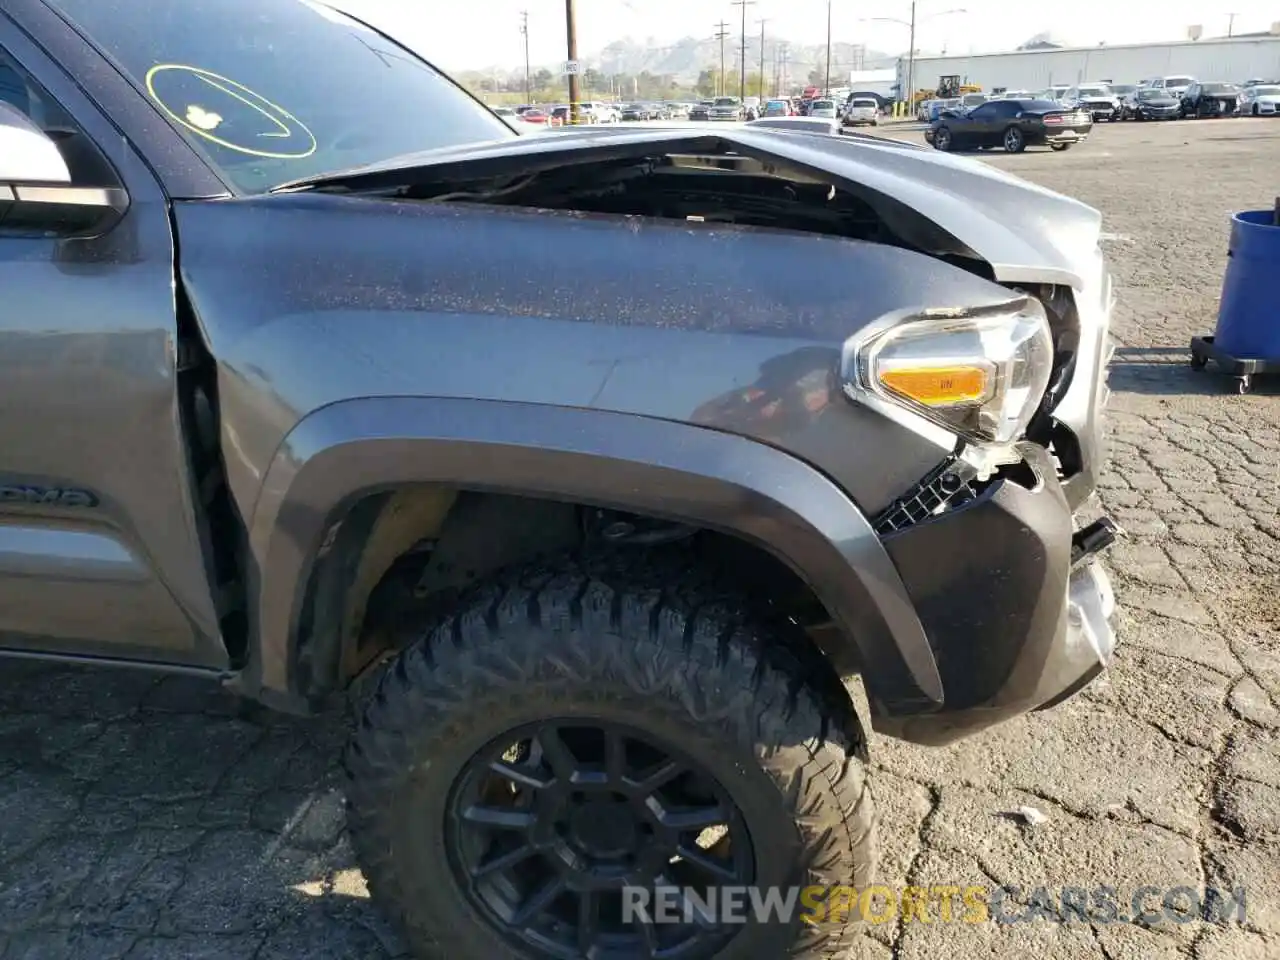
[877,364,993,407]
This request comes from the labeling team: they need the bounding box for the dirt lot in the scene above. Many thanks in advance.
[2,118,1279,959]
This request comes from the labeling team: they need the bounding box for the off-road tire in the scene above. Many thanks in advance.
[344,552,876,960]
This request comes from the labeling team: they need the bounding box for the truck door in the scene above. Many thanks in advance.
[0,17,225,668]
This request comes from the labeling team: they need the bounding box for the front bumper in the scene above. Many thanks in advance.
[870,444,1118,745]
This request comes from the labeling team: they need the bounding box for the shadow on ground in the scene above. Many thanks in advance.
[1106,346,1280,397]
[0,660,410,959]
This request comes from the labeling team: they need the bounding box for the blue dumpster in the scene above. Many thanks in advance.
[1213,209,1280,359]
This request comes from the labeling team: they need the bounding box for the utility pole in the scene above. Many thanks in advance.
[906,0,917,112]
[565,0,580,124]
[1227,12,1237,37]
[778,42,789,97]
[731,0,755,102]
[757,18,769,101]
[519,11,530,103]
[714,20,730,96]
[824,0,832,94]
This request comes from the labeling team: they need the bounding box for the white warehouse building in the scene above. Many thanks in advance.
[896,34,1280,97]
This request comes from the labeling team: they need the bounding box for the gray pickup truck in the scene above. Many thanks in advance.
[0,1,1117,958]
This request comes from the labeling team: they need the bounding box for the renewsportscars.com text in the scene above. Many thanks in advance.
[622,884,1249,926]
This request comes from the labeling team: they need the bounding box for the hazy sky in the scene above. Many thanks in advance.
[332,0,1277,71]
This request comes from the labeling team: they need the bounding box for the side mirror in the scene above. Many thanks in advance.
[0,102,127,237]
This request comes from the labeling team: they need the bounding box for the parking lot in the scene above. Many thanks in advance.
[2,118,1279,959]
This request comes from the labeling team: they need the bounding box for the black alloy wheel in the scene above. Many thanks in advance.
[344,551,877,960]
[1003,125,1026,152]
[933,126,951,150]
[446,720,754,959]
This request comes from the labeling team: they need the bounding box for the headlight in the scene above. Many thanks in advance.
[843,298,1054,446]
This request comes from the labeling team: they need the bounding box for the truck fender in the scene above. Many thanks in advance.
[241,396,944,716]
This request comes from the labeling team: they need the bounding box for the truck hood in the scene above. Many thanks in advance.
[276,126,1103,289]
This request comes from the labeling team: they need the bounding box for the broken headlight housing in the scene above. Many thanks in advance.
[844,297,1054,447]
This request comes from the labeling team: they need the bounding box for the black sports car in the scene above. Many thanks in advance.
[1120,88,1181,120]
[926,98,1092,153]
[1180,82,1241,118]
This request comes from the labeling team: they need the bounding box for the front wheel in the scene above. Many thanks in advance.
[345,555,877,960]
[933,126,952,150]
[1003,125,1026,152]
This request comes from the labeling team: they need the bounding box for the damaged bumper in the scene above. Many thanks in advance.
[870,444,1118,746]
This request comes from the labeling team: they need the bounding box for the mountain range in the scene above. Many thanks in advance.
[465,35,899,84]
[591,36,897,81]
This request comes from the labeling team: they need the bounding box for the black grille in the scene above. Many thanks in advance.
[872,459,977,535]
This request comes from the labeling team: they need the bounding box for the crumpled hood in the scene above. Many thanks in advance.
[279,125,1104,289]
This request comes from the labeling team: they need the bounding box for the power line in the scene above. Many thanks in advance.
[519,10,530,102]
[730,0,756,103]
[757,17,769,101]
[714,20,730,96]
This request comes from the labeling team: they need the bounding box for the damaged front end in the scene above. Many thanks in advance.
[264,128,1118,741]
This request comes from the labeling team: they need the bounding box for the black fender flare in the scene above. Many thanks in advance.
[240,397,944,717]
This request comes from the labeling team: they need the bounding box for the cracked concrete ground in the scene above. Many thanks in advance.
[2,119,1278,959]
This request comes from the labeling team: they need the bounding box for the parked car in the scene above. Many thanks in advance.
[1120,87,1181,120]
[997,89,1035,100]
[1034,85,1070,103]
[619,102,649,121]
[843,96,880,126]
[762,98,792,117]
[1140,75,1195,101]
[1064,83,1120,121]
[960,92,988,109]
[688,100,713,121]
[0,1,1119,958]
[808,98,838,119]
[519,108,551,125]
[1238,83,1280,116]
[1180,81,1241,118]
[1108,83,1137,103]
[584,101,620,123]
[709,96,744,120]
[927,97,1092,152]
[916,99,933,121]
[927,97,961,121]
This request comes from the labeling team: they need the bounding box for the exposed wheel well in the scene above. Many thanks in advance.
[293,486,851,707]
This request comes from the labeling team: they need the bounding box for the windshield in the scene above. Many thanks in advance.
[47,0,513,194]
[1250,85,1280,95]
[1138,89,1172,100]
[713,98,739,106]
[1078,86,1110,97]
[1166,77,1193,87]
[851,99,876,107]
[1201,83,1239,94]
[1110,84,1136,95]
[813,100,834,109]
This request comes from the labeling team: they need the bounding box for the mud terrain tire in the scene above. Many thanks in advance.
[344,553,877,960]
